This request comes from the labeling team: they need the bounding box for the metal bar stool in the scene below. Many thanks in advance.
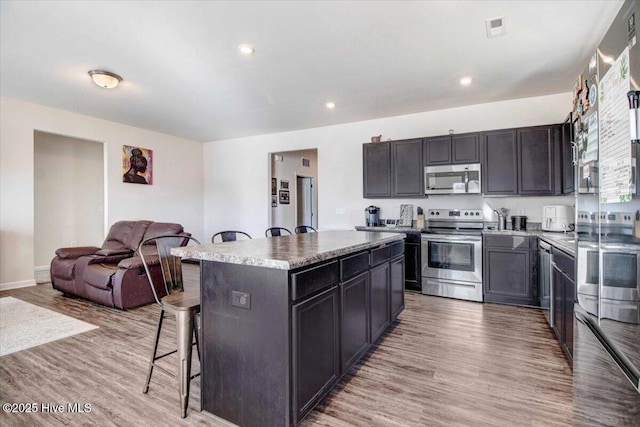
[265,227,292,237]
[211,230,252,243]
[294,225,317,233]
[140,234,201,418]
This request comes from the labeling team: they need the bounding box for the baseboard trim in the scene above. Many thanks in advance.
[34,266,51,284]
[0,279,37,291]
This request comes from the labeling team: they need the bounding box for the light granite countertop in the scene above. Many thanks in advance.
[353,226,576,256]
[355,225,423,234]
[483,230,576,256]
[172,230,406,270]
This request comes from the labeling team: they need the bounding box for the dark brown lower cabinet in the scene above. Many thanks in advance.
[390,255,405,319]
[483,235,538,306]
[370,262,391,343]
[340,271,370,371]
[404,233,421,291]
[552,248,575,362]
[293,286,340,423]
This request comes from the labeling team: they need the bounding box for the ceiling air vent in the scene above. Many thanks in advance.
[485,16,505,38]
[302,158,310,167]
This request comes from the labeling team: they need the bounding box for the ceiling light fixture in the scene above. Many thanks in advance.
[239,44,255,55]
[460,76,472,86]
[603,55,615,64]
[325,101,336,109]
[88,70,122,89]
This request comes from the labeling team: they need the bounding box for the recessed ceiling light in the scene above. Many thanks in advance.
[239,44,255,55]
[88,70,122,89]
[603,56,615,64]
[326,102,336,109]
[460,76,472,86]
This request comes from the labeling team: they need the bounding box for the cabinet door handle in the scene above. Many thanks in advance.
[571,142,578,166]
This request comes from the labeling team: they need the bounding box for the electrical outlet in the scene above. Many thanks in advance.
[71,240,77,246]
[336,208,345,215]
[231,291,251,310]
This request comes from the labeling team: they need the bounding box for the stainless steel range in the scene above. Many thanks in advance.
[421,209,484,302]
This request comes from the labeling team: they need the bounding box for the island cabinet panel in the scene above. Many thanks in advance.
[370,262,390,343]
[482,129,518,195]
[363,142,391,198]
[293,286,340,423]
[340,271,370,371]
[200,262,290,427]
[390,255,405,320]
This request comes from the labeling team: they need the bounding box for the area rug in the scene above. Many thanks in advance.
[0,297,98,356]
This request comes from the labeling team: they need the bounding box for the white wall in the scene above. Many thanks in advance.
[34,131,104,270]
[271,149,318,232]
[0,96,204,289]
[203,93,574,238]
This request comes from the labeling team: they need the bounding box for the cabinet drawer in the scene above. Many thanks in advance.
[370,245,391,267]
[291,260,339,301]
[389,241,404,258]
[552,247,575,281]
[340,251,369,280]
[484,235,531,250]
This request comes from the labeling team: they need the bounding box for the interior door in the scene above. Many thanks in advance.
[297,176,316,228]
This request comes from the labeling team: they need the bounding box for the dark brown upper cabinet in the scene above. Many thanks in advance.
[363,138,423,198]
[363,142,392,198]
[392,138,423,197]
[424,132,480,165]
[482,129,518,195]
[483,125,561,196]
[517,125,561,196]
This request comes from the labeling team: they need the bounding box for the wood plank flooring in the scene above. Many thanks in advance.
[0,266,573,426]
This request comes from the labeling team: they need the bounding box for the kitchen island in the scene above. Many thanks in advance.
[173,230,406,426]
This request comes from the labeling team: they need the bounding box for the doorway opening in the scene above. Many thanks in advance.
[33,130,105,283]
[296,175,317,230]
[269,149,318,232]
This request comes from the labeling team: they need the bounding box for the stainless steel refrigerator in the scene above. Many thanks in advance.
[573,0,640,423]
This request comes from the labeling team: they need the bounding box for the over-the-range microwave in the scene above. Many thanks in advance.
[424,163,481,195]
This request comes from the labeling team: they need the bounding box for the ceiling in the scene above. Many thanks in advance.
[0,1,623,142]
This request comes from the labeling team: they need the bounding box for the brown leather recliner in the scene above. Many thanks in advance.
[50,220,191,309]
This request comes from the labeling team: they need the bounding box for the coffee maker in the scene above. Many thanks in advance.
[365,206,381,226]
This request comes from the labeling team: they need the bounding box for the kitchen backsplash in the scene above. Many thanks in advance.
[368,195,575,224]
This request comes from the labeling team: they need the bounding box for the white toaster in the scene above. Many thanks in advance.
[542,205,574,232]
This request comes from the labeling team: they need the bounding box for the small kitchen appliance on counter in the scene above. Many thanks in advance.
[365,206,381,227]
[542,205,574,232]
[511,215,527,231]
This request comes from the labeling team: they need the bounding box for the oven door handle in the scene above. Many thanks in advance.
[598,246,640,254]
[422,235,482,242]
